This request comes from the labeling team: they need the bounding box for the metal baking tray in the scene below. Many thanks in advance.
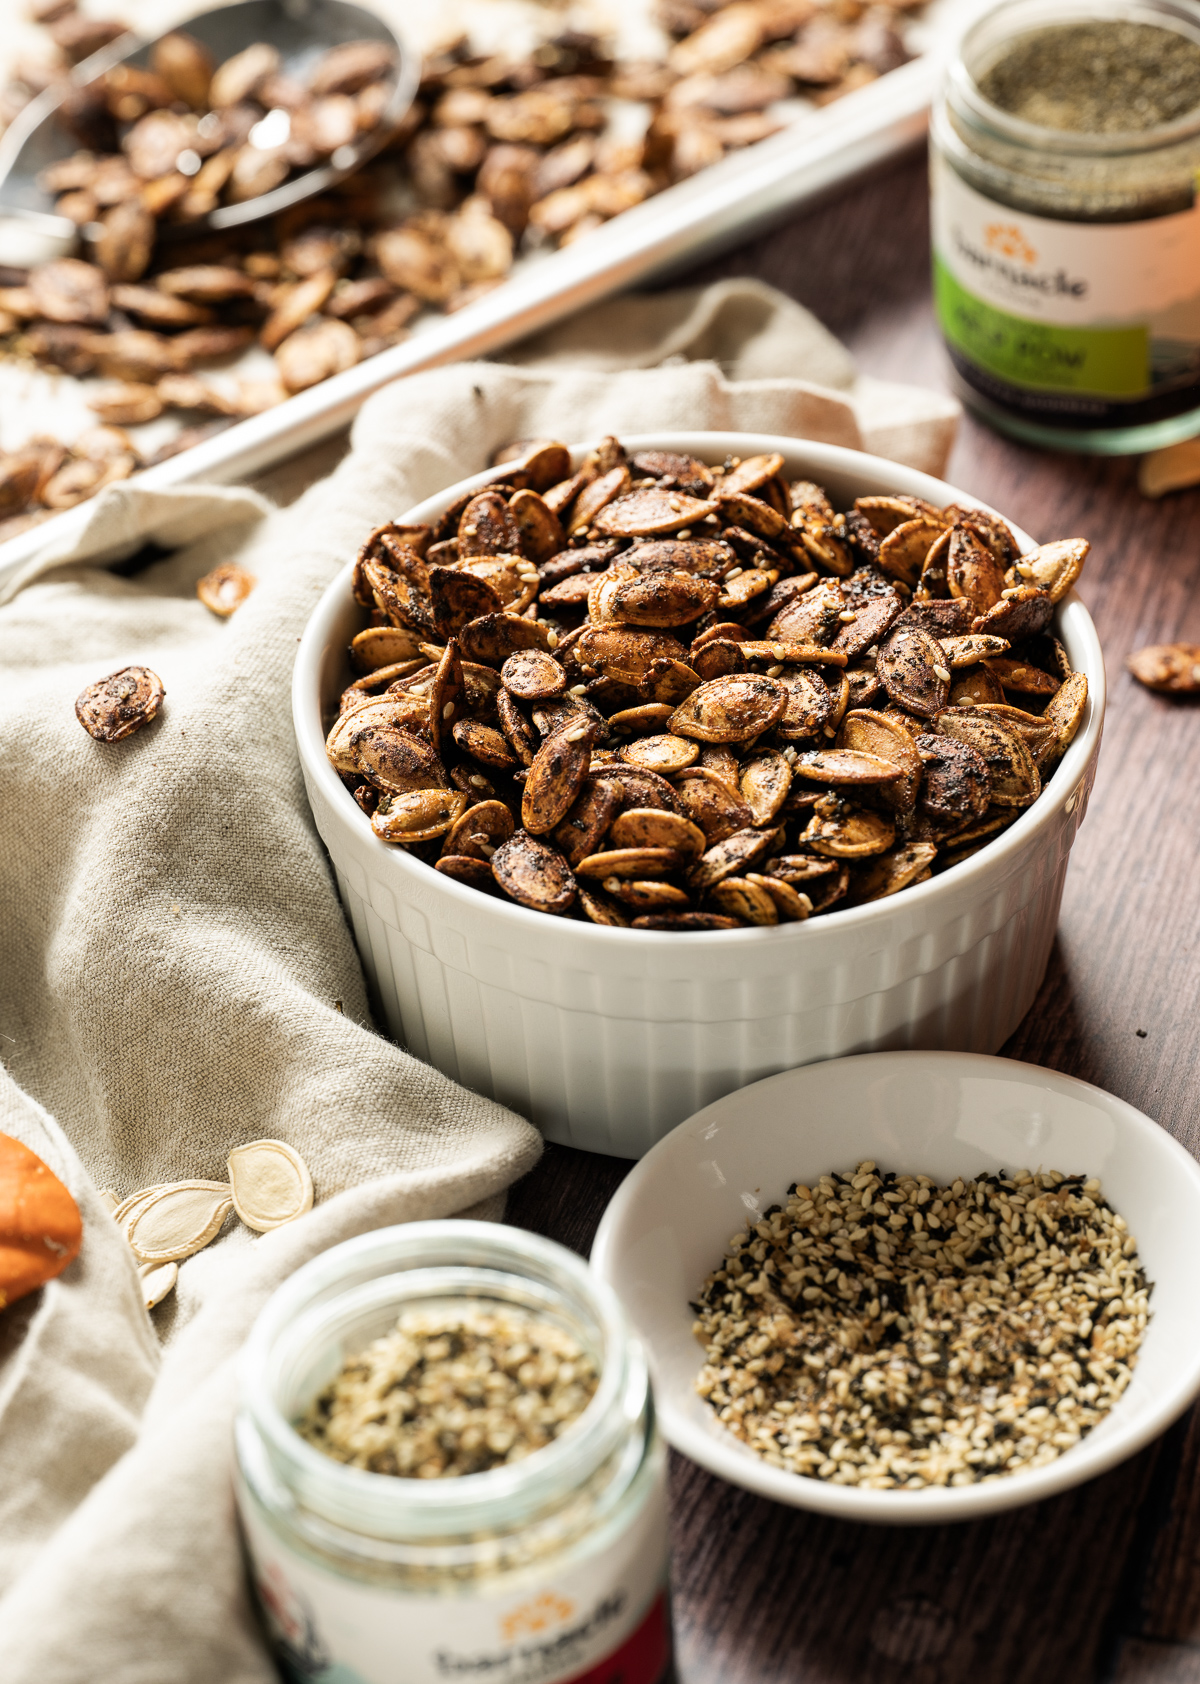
[0,8,966,592]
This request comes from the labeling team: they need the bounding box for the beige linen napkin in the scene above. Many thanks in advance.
[0,279,958,1682]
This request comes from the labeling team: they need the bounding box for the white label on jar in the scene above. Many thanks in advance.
[931,150,1200,399]
[237,1454,671,1684]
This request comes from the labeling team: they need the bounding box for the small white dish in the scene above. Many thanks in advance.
[590,1051,1200,1525]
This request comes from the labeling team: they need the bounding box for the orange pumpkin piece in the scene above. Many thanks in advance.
[0,1132,83,1310]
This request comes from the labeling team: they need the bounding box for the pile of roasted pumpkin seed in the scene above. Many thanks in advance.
[327,436,1091,932]
[0,0,922,532]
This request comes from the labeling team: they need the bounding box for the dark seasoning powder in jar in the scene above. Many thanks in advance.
[978,20,1200,133]
[930,1,1200,450]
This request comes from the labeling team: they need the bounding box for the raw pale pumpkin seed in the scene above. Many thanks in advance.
[227,1139,314,1232]
[123,1181,234,1265]
[139,1259,178,1310]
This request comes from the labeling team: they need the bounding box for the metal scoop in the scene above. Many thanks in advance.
[0,0,417,266]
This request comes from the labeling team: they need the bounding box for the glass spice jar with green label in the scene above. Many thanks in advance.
[930,0,1200,453]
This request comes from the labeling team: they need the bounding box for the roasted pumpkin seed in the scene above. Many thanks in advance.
[775,668,833,741]
[608,571,719,628]
[791,749,905,786]
[876,625,950,717]
[692,639,746,681]
[594,487,717,537]
[803,805,895,858]
[838,709,922,809]
[443,800,515,860]
[330,435,1088,929]
[574,624,687,682]
[550,776,624,867]
[521,721,594,834]
[935,713,1041,807]
[196,564,255,617]
[877,517,945,587]
[969,704,1059,763]
[1127,643,1200,694]
[850,841,939,901]
[828,591,902,661]
[709,876,778,924]
[688,826,783,892]
[1043,671,1089,750]
[939,634,1010,668]
[947,525,1006,617]
[603,878,691,913]
[500,648,566,700]
[854,494,941,537]
[459,612,552,664]
[567,465,632,534]
[436,854,500,891]
[351,625,424,671]
[576,846,685,880]
[609,808,705,856]
[631,912,740,931]
[669,674,787,743]
[491,831,576,913]
[915,734,991,822]
[1014,538,1090,603]
[352,723,443,794]
[739,748,792,824]
[429,565,503,638]
[373,788,468,842]
[744,872,812,921]
[982,656,1061,697]
[973,585,1055,644]
[76,665,165,741]
[618,733,698,774]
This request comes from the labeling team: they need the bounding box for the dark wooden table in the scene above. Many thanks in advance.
[506,148,1200,1684]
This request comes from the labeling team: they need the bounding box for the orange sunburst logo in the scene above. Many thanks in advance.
[984,223,1037,264]
[500,1592,576,1643]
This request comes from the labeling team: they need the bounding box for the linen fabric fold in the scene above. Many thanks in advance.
[0,279,958,1682]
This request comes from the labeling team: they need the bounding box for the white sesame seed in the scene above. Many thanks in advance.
[691,1162,1148,1490]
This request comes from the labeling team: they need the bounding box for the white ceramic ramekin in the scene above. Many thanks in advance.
[293,434,1105,1158]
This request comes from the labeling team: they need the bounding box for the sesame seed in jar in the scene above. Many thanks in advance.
[300,1306,599,1478]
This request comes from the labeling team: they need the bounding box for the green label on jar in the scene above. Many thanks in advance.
[934,257,1149,397]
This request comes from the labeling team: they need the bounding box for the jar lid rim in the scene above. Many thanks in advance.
[238,1221,646,1538]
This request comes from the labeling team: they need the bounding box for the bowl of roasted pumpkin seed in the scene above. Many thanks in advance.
[591,1050,1200,1523]
[294,432,1104,1158]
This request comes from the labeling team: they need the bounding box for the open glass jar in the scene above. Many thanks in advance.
[235,1221,672,1684]
[931,0,1200,452]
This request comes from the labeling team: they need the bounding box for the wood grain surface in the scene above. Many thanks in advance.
[505,149,1200,1684]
